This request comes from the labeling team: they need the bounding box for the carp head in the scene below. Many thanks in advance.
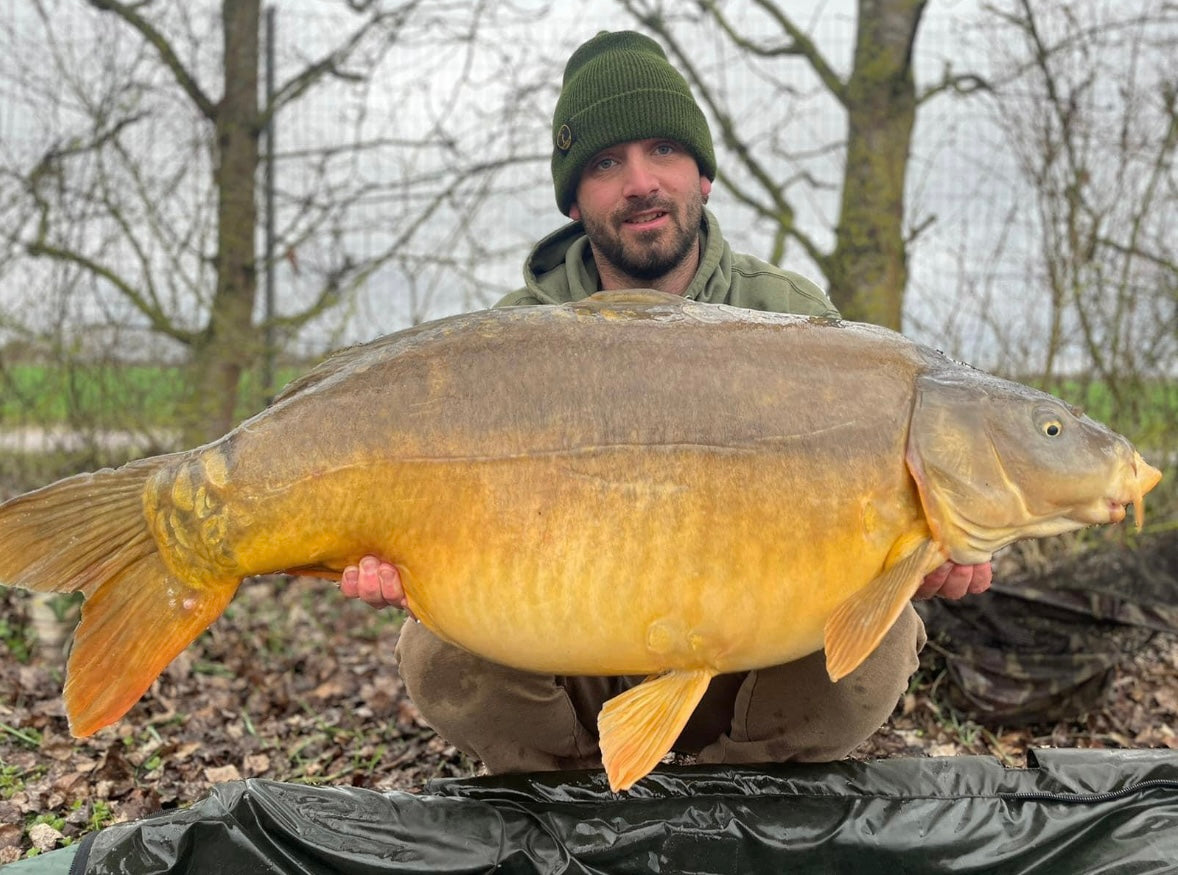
[905,367,1162,564]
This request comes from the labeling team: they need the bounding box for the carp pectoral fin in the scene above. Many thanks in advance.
[823,538,944,682]
[598,668,713,793]
[66,558,239,737]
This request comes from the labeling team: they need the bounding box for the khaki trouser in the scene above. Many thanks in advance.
[394,604,926,773]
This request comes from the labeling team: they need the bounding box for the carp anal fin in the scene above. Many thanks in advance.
[67,557,238,736]
[824,537,944,682]
[598,667,713,793]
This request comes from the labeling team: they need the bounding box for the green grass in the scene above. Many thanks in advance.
[0,363,186,427]
[1033,375,1178,447]
[0,615,34,663]
[0,362,306,431]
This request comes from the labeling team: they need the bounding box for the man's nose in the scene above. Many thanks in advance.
[621,158,659,198]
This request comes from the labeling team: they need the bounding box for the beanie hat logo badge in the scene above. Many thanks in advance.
[555,124,573,153]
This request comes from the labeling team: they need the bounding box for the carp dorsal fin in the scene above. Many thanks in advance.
[577,289,686,308]
[823,535,945,682]
[268,344,368,406]
[598,667,713,792]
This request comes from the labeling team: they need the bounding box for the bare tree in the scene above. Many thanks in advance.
[616,0,984,328]
[982,0,1178,438]
[0,0,546,443]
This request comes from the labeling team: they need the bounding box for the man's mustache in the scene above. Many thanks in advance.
[614,198,677,224]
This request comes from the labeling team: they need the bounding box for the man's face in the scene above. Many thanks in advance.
[569,139,712,282]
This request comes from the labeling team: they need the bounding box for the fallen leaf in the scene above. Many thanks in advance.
[28,822,64,852]
[204,764,242,784]
[0,823,21,850]
[1155,688,1178,715]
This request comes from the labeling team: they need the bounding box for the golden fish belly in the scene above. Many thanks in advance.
[369,445,923,677]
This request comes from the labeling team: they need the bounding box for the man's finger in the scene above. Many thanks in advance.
[938,564,973,600]
[968,563,993,595]
[377,563,407,608]
[913,563,950,600]
[339,566,360,598]
[356,556,389,608]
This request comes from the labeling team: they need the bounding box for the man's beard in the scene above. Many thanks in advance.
[581,193,704,282]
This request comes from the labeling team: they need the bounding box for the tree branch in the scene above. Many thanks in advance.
[694,0,847,102]
[263,0,424,127]
[918,67,991,104]
[87,0,217,119]
[26,240,196,346]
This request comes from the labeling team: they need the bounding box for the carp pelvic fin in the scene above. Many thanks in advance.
[824,536,944,682]
[598,668,713,793]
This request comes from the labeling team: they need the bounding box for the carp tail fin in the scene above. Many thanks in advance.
[598,668,712,793]
[824,535,944,682]
[0,457,239,736]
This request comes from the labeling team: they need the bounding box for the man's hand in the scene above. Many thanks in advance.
[913,561,992,601]
[339,556,409,612]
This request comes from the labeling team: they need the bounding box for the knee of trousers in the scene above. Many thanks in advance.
[393,620,603,772]
[393,620,511,742]
[793,603,927,756]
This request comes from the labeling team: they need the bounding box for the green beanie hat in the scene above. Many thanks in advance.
[551,31,717,216]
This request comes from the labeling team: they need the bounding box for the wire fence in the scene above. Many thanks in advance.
[0,1,1173,462]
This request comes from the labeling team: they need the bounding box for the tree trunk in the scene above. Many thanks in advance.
[186,0,261,444]
[826,0,924,329]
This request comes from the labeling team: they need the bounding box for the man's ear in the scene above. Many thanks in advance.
[569,203,582,221]
[700,177,712,199]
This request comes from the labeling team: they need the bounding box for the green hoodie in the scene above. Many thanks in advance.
[495,209,840,318]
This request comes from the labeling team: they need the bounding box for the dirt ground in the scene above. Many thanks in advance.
[2,569,1176,862]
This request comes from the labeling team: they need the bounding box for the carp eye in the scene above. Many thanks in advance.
[1034,404,1068,438]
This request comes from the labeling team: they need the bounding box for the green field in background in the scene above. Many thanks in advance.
[0,362,305,429]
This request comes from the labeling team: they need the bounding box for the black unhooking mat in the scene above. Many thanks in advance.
[63,749,1178,874]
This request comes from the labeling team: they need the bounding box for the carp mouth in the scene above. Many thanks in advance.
[1104,500,1128,526]
[1101,452,1163,530]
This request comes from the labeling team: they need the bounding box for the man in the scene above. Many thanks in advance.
[341,30,991,774]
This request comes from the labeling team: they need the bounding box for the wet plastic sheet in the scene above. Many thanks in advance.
[74,749,1178,874]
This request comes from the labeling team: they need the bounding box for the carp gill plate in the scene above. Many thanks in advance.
[0,290,1162,791]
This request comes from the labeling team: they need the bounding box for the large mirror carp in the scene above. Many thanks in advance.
[0,291,1162,791]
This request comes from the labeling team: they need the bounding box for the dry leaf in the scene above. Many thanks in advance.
[204,764,242,784]
[28,822,64,852]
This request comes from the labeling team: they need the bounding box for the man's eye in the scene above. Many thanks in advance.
[653,143,676,156]
[593,157,617,171]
